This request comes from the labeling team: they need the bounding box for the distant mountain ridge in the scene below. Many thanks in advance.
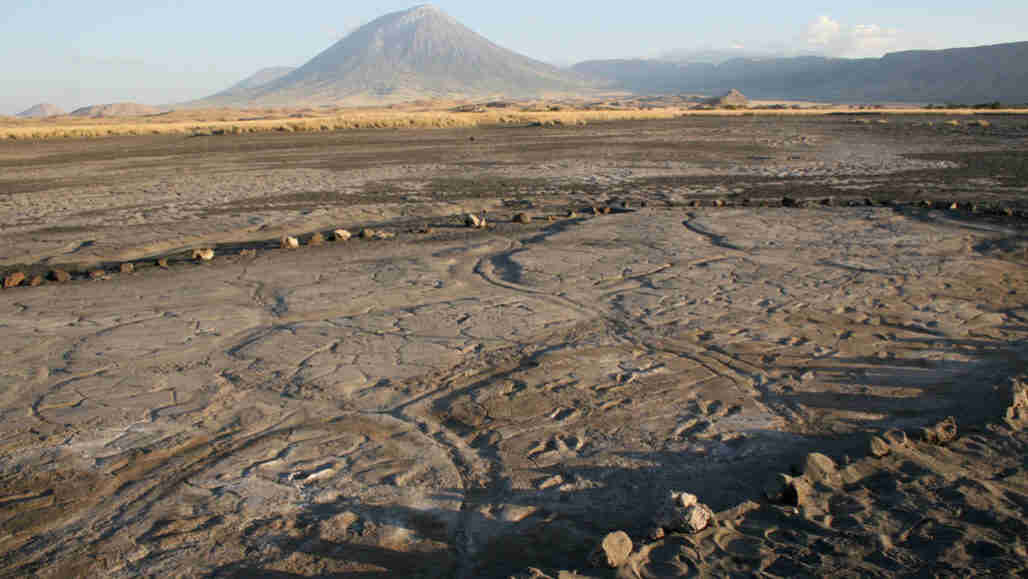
[574,41,1028,103]
[70,103,163,118]
[17,103,65,118]
[198,4,589,107]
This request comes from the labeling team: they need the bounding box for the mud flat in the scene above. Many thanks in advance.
[0,115,1027,577]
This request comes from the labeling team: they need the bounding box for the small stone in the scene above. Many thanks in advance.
[602,206,611,214]
[655,491,714,533]
[803,453,839,486]
[589,531,633,568]
[308,232,326,246]
[192,248,215,261]
[157,258,169,268]
[567,211,579,218]
[372,230,396,240]
[465,213,486,228]
[333,229,352,241]
[239,249,257,259]
[120,263,134,274]
[647,526,665,541]
[88,269,107,280]
[869,436,891,457]
[51,269,71,283]
[28,275,44,287]
[950,202,960,210]
[359,228,376,239]
[3,271,26,288]
[591,206,602,216]
[514,212,532,224]
[715,199,726,207]
[921,416,957,445]
[882,429,909,447]
[281,236,300,249]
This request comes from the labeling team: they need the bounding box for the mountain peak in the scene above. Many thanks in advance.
[198,4,589,106]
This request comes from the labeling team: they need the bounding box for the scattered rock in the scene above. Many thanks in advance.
[882,429,909,448]
[654,491,714,533]
[28,275,44,287]
[869,436,891,457]
[120,263,134,274]
[88,269,107,280]
[50,269,71,283]
[921,416,957,445]
[764,473,812,507]
[192,248,215,261]
[3,271,26,288]
[308,232,326,246]
[802,452,840,486]
[333,229,352,241]
[281,236,300,249]
[514,212,532,224]
[465,213,486,228]
[589,531,633,568]
[1005,378,1027,427]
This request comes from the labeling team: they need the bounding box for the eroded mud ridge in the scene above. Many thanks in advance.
[1,116,1027,577]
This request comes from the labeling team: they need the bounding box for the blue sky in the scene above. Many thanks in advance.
[3,1,1026,114]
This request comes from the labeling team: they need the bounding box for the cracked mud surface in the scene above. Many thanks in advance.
[1,116,1027,577]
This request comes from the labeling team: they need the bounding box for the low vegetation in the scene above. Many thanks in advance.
[2,103,1024,140]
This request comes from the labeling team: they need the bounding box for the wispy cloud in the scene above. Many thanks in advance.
[804,16,901,57]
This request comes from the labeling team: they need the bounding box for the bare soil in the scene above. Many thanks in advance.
[0,115,1026,578]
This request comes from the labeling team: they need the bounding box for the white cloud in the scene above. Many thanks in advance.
[804,16,901,57]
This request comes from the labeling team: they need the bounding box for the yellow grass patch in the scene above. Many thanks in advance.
[1,105,1022,140]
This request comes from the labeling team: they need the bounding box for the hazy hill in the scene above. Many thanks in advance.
[16,103,65,118]
[574,41,1028,104]
[218,67,297,95]
[198,4,590,106]
[69,103,163,118]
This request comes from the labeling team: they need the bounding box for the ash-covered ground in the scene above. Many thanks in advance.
[1,115,1027,577]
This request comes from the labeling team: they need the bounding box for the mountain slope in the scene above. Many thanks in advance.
[17,103,65,118]
[575,41,1028,103]
[201,4,589,106]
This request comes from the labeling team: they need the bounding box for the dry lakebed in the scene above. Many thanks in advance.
[1,115,1027,577]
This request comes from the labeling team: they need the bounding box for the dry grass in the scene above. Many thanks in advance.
[2,104,1023,140]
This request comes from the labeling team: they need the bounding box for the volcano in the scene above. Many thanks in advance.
[201,4,588,106]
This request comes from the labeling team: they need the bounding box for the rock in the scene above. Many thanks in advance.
[372,230,396,240]
[921,416,957,445]
[782,197,797,208]
[715,199,726,208]
[157,258,169,268]
[239,249,257,259]
[589,531,633,568]
[567,210,579,218]
[655,491,714,533]
[50,269,71,283]
[869,436,891,457]
[308,232,326,246]
[3,271,26,288]
[1005,378,1027,427]
[333,229,352,241]
[120,263,134,274]
[802,453,840,486]
[647,526,665,541]
[359,228,376,239]
[28,275,44,287]
[591,206,602,216]
[882,429,909,448]
[281,236,300,249]
[465,213,486,228]
[88,269,107,280]
[514,212,532,224]
[192,248,215,261]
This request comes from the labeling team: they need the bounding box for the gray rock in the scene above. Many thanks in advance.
[589,531,633,568]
